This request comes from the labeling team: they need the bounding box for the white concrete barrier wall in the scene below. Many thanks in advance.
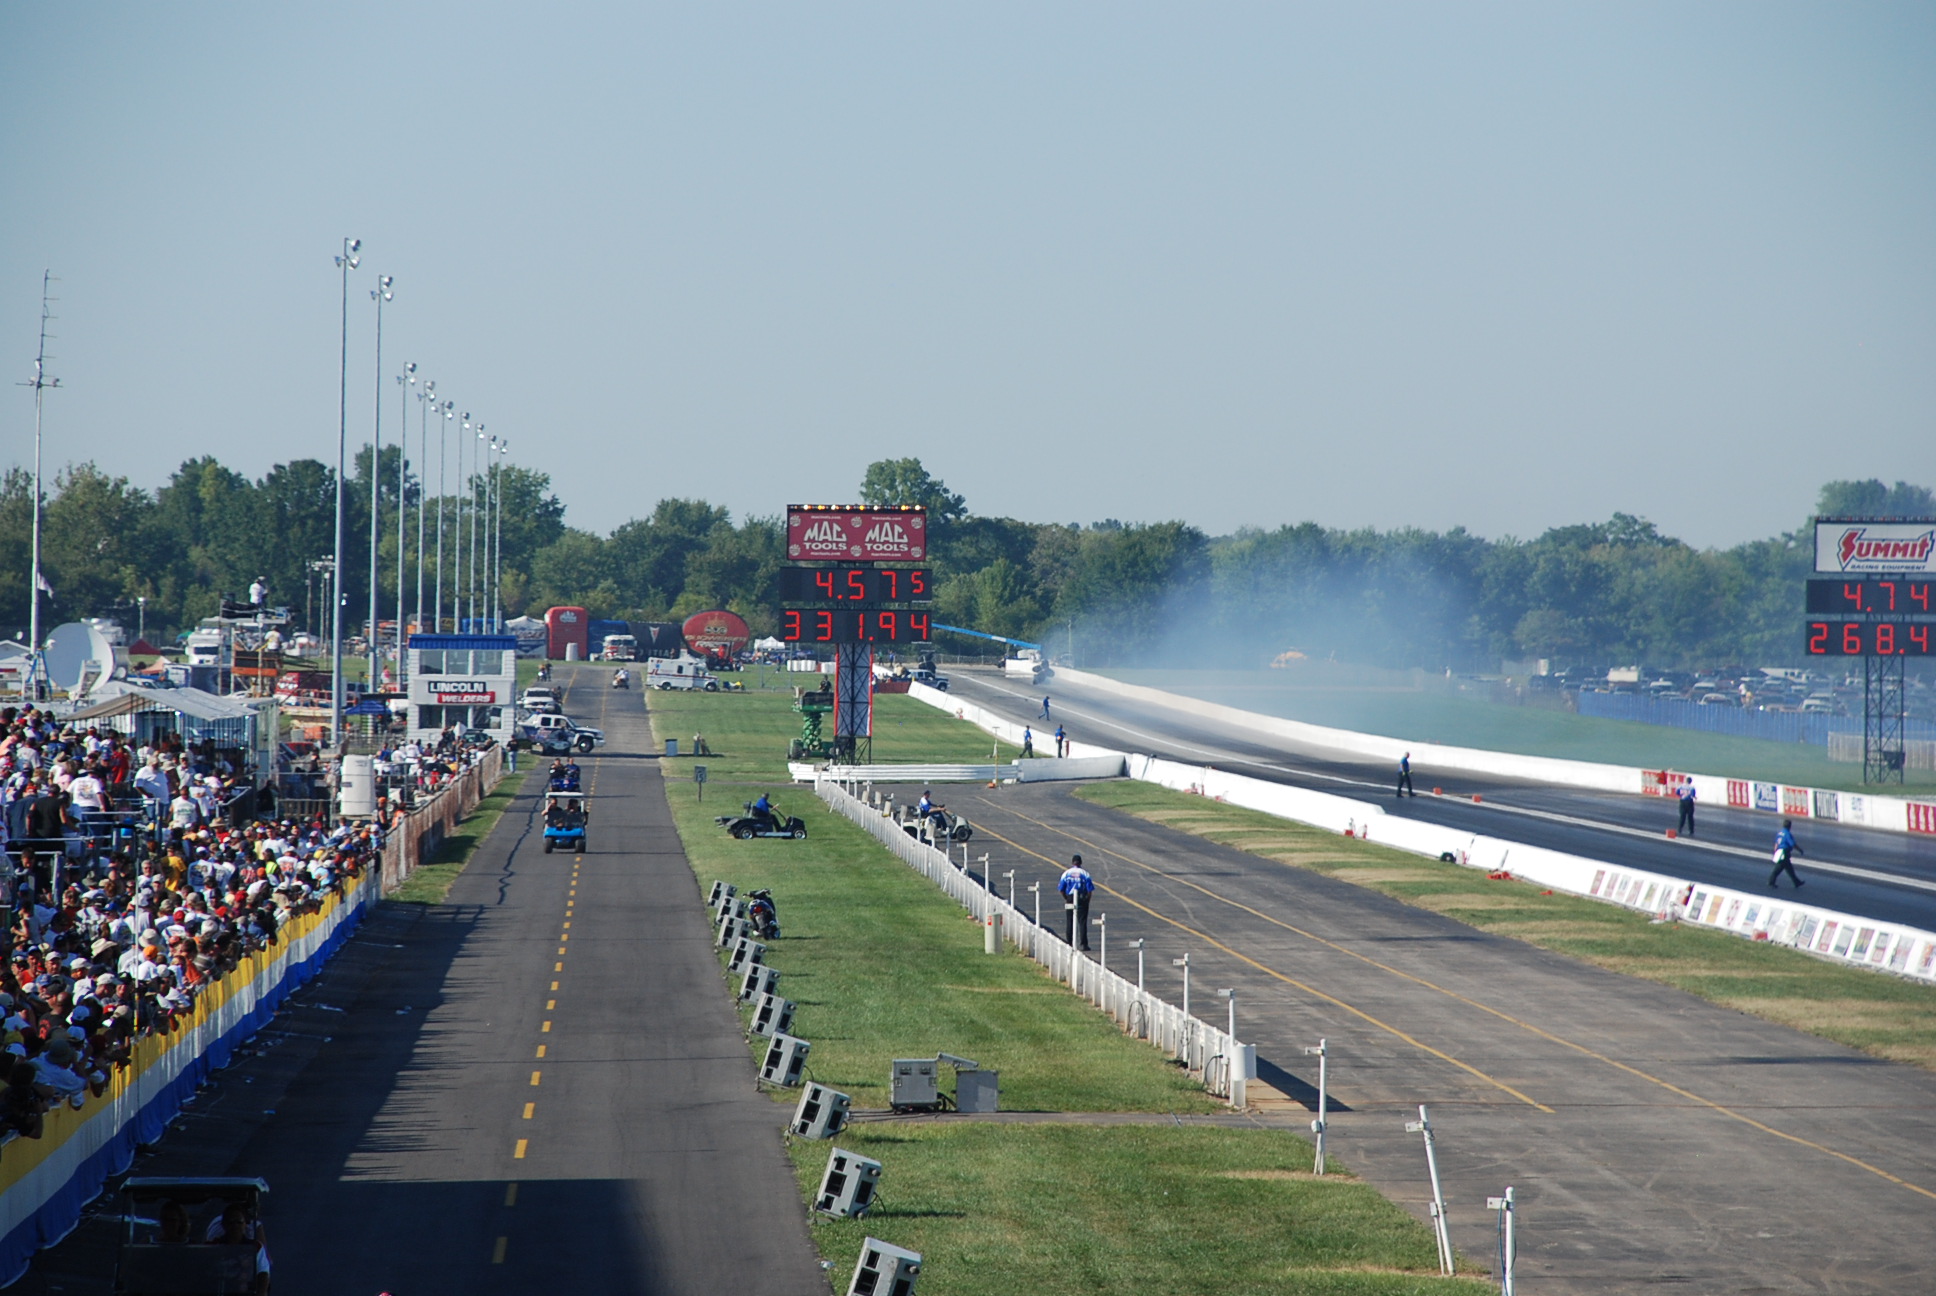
[1050,668,1936,838]
[908,681,1936,985]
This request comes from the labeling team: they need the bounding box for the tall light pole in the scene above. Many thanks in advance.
[493,438,508,630]
[367,274,393,692]
[415,380,434,634]
[22,271,59,702]
[396,362,415,681]
[455,413,469,629]
[435,399,452,630]
[470,424,484,631]
[331,236,361,748]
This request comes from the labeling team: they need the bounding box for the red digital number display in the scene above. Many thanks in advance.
[779,609,933,644]
[1804,620,1933,656]
[1806,579,1935,614]
[779,567,931,604]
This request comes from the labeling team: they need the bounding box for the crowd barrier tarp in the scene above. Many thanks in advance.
[0,868,376,1287]
[905,682,1936,986]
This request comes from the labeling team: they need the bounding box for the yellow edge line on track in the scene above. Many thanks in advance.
[983,797,1936,1201]
[968,817,1551,1112]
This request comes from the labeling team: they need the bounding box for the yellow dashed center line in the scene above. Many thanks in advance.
[504,1182,518,1207]
[530,1071,541,1086]
[522,1102,535,1119]
[535,1045,546,1058]
[541,1021,551,1033]
[492,1236,508,1264]
[513,1139,527,1160]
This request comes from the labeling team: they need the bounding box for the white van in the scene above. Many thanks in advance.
[645,653,718,691]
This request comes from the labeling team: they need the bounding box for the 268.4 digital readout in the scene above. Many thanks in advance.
[777,567,930,603]
[781,609,933,644]
[1804,621,1932,656]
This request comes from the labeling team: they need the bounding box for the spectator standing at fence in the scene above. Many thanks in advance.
[1396,752,1415,798]
[1770,820,1805,889]
[1059,854,1094,950]
[1676,781,1697,837]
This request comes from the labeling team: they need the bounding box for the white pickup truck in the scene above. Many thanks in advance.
[520,712,605,753]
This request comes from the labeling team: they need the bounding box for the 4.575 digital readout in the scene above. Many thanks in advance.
[1805,620,1933,657]
[778,567,930,603]
[1805,579,1934,616]
[781,608,933,644]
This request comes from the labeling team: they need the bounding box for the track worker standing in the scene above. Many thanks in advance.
[1676,781,1697,837]
[1770,820,1805,889]
[1059,854,1095,951]
[1396,752,1415,798]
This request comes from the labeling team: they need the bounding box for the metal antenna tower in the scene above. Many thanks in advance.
[18,272,60,701]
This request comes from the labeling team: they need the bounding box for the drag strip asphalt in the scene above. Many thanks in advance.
[948,669,1936,930]
[28,666,823,1296]
[921,779,1936,1295]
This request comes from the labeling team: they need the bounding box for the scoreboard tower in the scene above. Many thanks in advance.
[1804,518,1936,783]
[781,505,933,764]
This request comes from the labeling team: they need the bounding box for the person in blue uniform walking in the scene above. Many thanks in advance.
[1676,781,1696,836]
[1059,854,1094,950]
[1769,820,1804,888]
[1396,752,1415,798]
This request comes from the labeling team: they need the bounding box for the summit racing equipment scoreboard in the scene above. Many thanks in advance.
[1805,521,1936,658]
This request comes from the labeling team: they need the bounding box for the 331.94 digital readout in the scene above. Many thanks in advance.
[1804,620,1932,657]
[781,609,933,644]
[777,567,930,603]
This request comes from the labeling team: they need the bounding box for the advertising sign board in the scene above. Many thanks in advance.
[1814,521,1936,575]
[786,507,927,562]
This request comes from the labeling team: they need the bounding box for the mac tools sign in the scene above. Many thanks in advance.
[786,507,927,562]
[1815,521,1936,574]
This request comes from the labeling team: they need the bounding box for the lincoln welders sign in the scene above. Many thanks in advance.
[429,680,496,703]
[786,506,927,562]
[1815,520,1936,574]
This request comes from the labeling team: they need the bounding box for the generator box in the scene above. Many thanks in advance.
[889,1058,940,1110]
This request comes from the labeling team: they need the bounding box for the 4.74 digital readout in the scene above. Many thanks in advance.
[1805,579,1935,615]
[781,608,933,644]
[1804,620,1932,657]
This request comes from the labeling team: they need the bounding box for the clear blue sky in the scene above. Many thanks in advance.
[3,3,1931,548]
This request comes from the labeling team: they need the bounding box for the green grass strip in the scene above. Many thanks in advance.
[1077,780,1936,1071]
[791,1124,1490,1295]
[387,768,530,905]
[649,674,1484,1292]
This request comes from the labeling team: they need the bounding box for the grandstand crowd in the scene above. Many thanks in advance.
[0,705,385,1139]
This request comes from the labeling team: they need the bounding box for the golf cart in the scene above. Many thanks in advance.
[716,799,808,840]
[115,1177,269,1295]
[905,807,973,845]
[544,791,589,854]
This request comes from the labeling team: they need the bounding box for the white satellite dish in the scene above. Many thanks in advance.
[43,621,127,696]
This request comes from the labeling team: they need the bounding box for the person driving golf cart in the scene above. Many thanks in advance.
[549,758,581,793]
[545,797,585,830]
[751,792,777,831]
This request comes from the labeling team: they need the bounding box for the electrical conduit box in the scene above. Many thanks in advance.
[760,1033,810,1087]
[791,1082,850,1140]
[717,913,748,949]
[740,963,781,1003]
[815,1147,882,1218]
[848,1238,922,1296]
[954,1068,999,1114]
[708,880,736,910]
[727,937,766,974]
[889,1058,939,1111]
[750,992,796,1039]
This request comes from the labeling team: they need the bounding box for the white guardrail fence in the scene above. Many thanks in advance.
[899,681,1936,987]
[814,775,1255,1106]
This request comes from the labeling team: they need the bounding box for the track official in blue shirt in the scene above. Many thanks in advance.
[1396,752,1415,798]
[1676,781,1696,836]
[1770,820,1804,888]
[1059,854,1095,951]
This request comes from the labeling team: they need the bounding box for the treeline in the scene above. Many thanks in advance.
[1,450,1929,672]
